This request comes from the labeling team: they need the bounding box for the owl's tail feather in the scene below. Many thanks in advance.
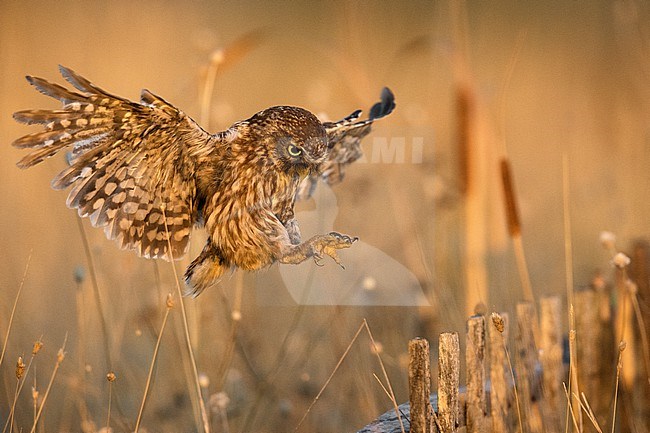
[184,239,227,297]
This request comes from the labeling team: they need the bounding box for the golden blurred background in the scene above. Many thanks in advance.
[1,1,649,431]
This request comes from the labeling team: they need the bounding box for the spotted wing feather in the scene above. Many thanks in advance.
[13,65,216,260]
[298,87,395,199]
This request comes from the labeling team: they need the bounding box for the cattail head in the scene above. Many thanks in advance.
[500,158,522,236]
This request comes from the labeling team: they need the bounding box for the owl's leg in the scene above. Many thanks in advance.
[278,232,358,267]
[284,218,302,245]
[184,238,227,297]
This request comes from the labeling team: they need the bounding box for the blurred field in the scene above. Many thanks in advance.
[1,1,650,432]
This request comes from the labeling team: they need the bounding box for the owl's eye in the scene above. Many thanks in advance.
[287,143,302,157]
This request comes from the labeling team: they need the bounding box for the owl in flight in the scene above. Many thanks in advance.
[13,66,395,296]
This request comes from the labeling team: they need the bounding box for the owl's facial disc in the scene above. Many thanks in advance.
[275,135,326,175]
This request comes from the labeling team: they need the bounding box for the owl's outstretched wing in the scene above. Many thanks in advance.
[298,87,396,199]
[13,66,216,260]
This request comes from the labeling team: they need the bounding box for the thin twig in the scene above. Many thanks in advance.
[0,250,32,370]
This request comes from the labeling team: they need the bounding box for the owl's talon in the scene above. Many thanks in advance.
[306,231,357,268]
[312,251,324,266]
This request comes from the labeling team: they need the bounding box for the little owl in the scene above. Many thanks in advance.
[13,66,395,296]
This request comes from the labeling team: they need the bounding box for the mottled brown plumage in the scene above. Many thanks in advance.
[13,66,395,296]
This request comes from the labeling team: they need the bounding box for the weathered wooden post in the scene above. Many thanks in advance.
[489,312,510,433]
[574,288,612,429]
[516,302,543,433]
[466,315,486,433]
[438,332,460,433]
[409,338,433,433]
[539,296,563,433]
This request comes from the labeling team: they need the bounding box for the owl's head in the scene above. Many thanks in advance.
[249,106,328,177]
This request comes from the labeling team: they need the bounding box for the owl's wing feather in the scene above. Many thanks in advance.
[13,65,215,260]
[298,87,395,199]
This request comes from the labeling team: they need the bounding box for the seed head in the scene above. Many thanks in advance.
[16,356,26,379]
[32,340,43,355]
[491,312,505,333]
[106,371,116,382]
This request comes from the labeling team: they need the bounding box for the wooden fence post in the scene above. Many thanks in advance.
[409,338,433,433]
[574,288,611,428]
[489,312,510,433]
[466,315,486,433]
[539,296,563,433]
[438,332,460,433]
[516,302,543,433]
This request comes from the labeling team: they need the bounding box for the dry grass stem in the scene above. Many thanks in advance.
[611,341,625,433]
[628,282,650,385]
[161,209,211,433]
[562,382,581,433]
[200,50,223,129]
[577,392,603,433]
[293,320,404,433]
[364,320,406,433]
[2,339,43,433]
[29,334,67,433]
[562,156,582,432]
[215,270,244,391]
[292,321,366,433]
[505,332,523,433]
[0,250,32,370]
[199,31,264,129]
[106,371,116,432]
[134,294,173,433]
[76,216,113,369]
